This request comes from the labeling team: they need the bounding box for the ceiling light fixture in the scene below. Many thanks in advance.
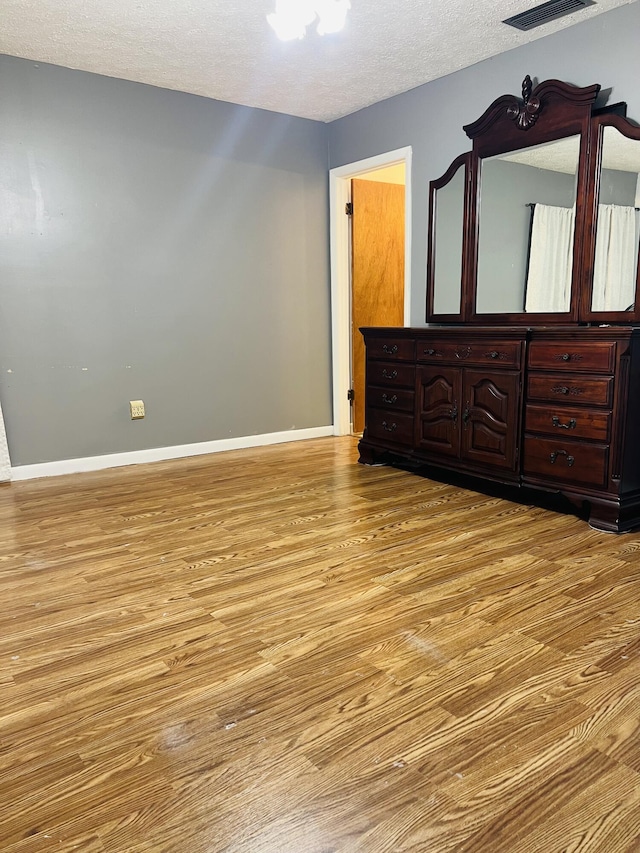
[267,0,351,41]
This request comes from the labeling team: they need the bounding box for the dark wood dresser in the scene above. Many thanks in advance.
[357,75,640,532]
[359,326,640,532]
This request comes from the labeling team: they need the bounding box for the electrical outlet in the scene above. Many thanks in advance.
[130,400,145,419]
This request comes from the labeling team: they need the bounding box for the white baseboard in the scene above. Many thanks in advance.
[11,425,335,481]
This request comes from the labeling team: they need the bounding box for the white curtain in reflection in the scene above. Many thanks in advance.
[525,204,575,313]
[0,401,10,482]
[592,204,639,312]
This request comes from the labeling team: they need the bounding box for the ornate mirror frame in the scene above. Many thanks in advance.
[426,152,471,323]
[581,112,640,324]
[426,75,640,327]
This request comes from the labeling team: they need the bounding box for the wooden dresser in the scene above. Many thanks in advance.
[356,75,640,532]
[359,326,640,532]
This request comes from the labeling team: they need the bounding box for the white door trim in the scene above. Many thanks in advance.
[329,146,412,436]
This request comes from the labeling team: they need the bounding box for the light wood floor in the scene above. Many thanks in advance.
[2,436,640,852]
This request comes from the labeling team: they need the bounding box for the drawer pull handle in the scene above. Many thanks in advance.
[381,369,398,380]
[551,385,584,396]
[451,405,458,423]
[382,393,397,405]
[550,450,575,467]
[552,416,577,430]
[381,421,397,432]
[383,344,398,355]
[554,352,582,363]
[487,350,500,359]
[425,348,437,356]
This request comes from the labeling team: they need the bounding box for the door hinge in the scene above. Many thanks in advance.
[345,202,353,216]
[347,388,355,402]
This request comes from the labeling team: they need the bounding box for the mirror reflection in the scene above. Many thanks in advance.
[432,162,465,314]
[591,126,640,312]
[476,136,581,314]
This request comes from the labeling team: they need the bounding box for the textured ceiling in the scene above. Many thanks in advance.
[0,0,634,122]
[502,127,640,173]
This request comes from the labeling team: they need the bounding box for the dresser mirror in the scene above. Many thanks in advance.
[426,75,640,325]
[476,135,581,315]
[587,118,640,317]
[427,153,468,319]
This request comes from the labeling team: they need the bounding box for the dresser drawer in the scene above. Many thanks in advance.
[527,374,614,407]
[525,404,611,442]
[367,361,416,388]
[523,436,608,488]
[528,341,616,373]
[367,337,415,361]
[367,386,414,413]
[366,410,414,446]
[417,339,521,368]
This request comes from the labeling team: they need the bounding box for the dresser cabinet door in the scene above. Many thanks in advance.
[461,369,521,471]
[416,365,461,457]
[416,365,520,470]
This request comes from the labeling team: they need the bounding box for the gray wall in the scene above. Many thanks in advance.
[3,2,640,466]
[328,0,640,325]
[599,167,638,206]
[0,57,331,465]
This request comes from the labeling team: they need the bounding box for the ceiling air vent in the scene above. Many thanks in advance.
[503,0,595,31]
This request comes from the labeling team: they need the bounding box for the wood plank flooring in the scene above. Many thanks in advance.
[1,436,640,851]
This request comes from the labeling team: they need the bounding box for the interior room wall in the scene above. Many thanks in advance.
[328,0,640,326]
[599,167,638,206]
[0,56,331,466]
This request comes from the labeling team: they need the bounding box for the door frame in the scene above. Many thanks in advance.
[329,147,412,435]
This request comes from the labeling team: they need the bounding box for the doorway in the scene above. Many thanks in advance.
[329,148,412,437]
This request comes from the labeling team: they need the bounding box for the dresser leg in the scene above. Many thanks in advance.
[589,495,640,533]
[588,499,630,533]
[357,442,387,466]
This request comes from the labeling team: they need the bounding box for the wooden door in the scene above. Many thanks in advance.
[351,178,405,434]
[460,368,521,471]
[415,365,461,458]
